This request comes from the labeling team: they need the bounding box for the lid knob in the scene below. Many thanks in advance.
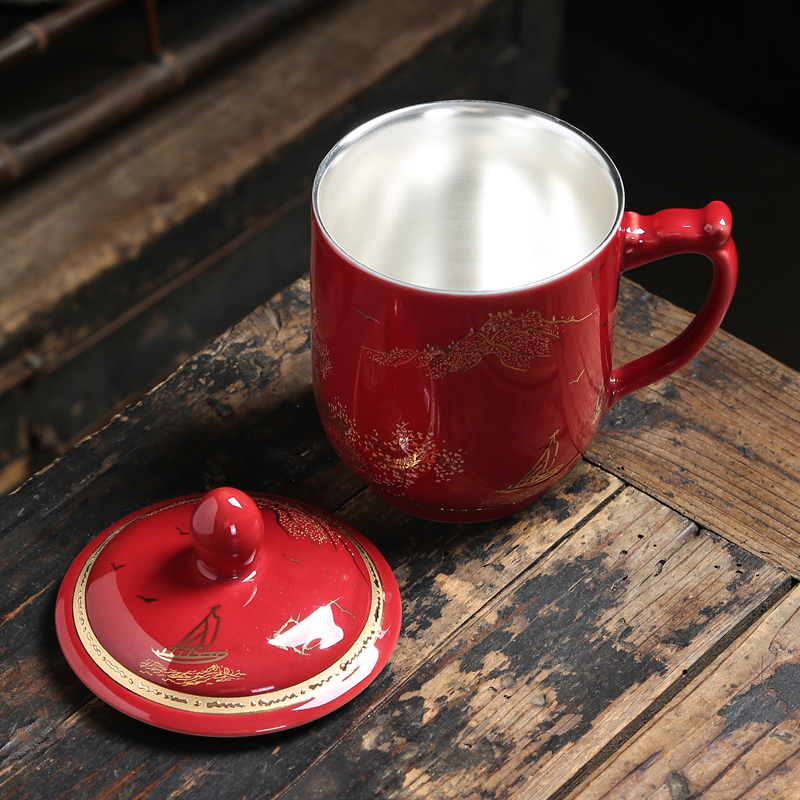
[190,487,264,580]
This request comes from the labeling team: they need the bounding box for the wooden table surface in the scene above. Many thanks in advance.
[2,274,800,800]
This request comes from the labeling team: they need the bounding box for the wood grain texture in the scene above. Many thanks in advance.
[0,274,790,800]
[0,0,553,498]
[0,467,622,799]
[0,0,501,370]
[0,276,619,798]
[590,280,800,576]
[266,489,788,800]
[566,585,800,800]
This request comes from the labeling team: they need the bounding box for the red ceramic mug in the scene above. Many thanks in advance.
[310,101,737,522]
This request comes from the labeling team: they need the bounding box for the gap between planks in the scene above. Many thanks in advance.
[2,473,790,798]
[266,477,634,800]
[276,486,790,799]
[565,583,800,799]
[551,579,795,800]
[280,480,790,800]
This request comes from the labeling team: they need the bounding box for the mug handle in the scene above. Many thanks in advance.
[606,200,738,408]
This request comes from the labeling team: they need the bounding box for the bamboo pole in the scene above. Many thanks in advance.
[0,0,332,189]
[0,0,127,71]
[141,0,161,60]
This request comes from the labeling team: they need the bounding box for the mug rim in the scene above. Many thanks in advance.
[312,100,625,295]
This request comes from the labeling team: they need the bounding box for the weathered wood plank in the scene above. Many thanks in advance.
[0,279,348,766]
[0,273,622,798]
[0,467,622,798]
[0,0,560,498]
[589,279,800,576]
[0,471,622,796]
[565,584,800,800]
[0,196,312,497]
[0,0,527,373]
[1,479,787,799]
[254,489,788,800]
[2,272,798,797]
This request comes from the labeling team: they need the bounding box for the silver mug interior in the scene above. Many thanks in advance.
[313,101,624,293]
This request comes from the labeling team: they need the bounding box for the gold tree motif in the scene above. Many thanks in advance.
[364,309,596,378]
[257,496,341,547]
[318,397,464,491]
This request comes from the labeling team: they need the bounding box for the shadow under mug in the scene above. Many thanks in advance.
[310,101,737,522]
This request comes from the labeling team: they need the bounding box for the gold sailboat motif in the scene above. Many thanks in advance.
[500,431,564,493]
[152,605,229,664]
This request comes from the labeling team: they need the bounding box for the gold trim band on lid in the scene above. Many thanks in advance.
[72,498,386,715]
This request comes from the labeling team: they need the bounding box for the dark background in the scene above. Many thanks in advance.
[0,0,796,497]
[3,0,796,370]
[560,1,800,371]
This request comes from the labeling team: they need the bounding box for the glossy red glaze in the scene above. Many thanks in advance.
[312,191,736,522]
[610,201,737,402]
[55,490,402,736]
[190,488,264,580]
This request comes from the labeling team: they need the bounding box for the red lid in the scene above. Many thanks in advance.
[55,489,401,736]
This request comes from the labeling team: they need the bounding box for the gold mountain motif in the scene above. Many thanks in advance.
[138,659,245,686]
